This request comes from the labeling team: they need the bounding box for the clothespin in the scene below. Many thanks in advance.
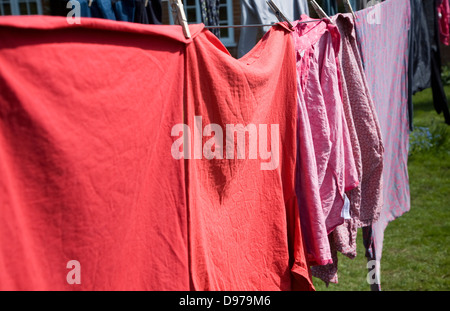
[266,0,294,29]
[343,0,357,20]
[169,0,191,39]
[88,0,93,7]
[309,0,333,23]
[145,0,149,7]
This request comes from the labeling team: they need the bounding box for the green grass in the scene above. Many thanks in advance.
[313,85,450,291]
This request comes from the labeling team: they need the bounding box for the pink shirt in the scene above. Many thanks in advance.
[293,17,359,266]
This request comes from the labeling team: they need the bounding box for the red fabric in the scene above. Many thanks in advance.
[184,23,314,291]
[0,16,314,291]
[438,0,450,45]
[0,16,204,290]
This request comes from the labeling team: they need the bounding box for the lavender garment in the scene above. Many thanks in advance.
[355,0,411,288]
[311,13,384,285]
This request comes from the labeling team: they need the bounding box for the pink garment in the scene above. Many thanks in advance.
[356,0,411,289]
[315,32,360,232]
[335,12,384,244]
[296,66,331,266]
[293,17,359,266]
[312,13,385,285]
[438,0,450,45]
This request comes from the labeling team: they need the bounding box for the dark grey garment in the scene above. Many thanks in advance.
[408,0,432,130]
[134,0,150,24]
[200,0,221,38]
[147,0,162,24]
[353,0,386,11]
[238,0,309,58]
[133,0,162,24]
[321,0,338,15]
[423,0,450,126]
[409,0,431,94]
[355,0,370,10]
[321,0,357,14]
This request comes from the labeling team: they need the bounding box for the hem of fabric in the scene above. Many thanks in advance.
[291,264,316,291]
[310,264,339,286]
[344,180,360,192]
[339,250,357,260]
[326,218,345,235]
[307,257,334,266]
[306,251,334,266]
[357,219,375,228]
[357,209,382,228]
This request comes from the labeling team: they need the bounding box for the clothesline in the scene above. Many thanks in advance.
[204,19,324,29]
[205,24,277,29]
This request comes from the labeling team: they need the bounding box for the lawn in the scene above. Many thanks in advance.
[313,84,450,291]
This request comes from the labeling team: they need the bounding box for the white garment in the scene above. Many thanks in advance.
[237,0,309,58]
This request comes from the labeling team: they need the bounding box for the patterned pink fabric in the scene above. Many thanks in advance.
[311,13,384,285]
[293,17,359,266]
[336,12,384,240]
[355,0,411,287]
[438,0,450,45]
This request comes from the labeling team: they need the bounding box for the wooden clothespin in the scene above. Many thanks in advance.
[266,0,294,29]
[145,0,149,8]
[88,0,93,7]
[343,0,357,19]
[169,0,191,39]
[309,0,333,23]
